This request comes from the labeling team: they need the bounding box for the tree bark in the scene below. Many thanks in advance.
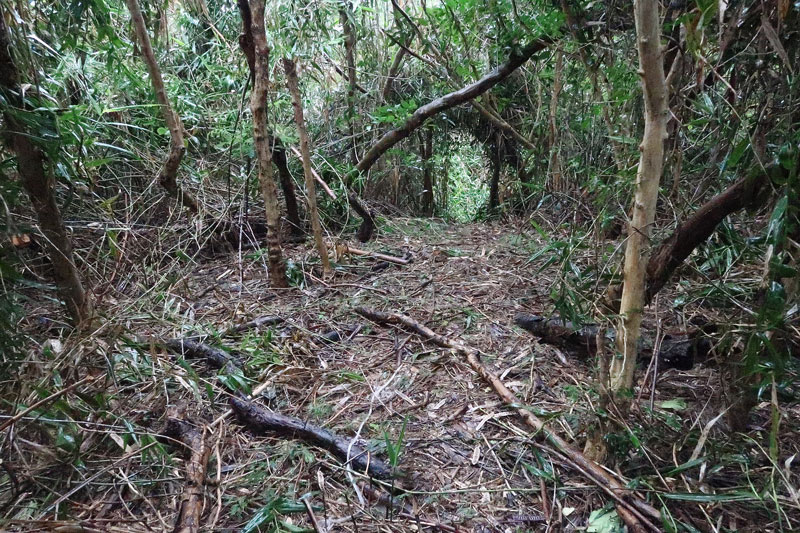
[421,129,434,216]
[548,48,564,192]
[489,131,501,211]
[283,58,331,275]
[125,0,199,214]
[610,0,669,393]
[248,0,288,288]
[339,2,359,167]
[0,12,91,326]
[164,406,211,533]
[271,137,305,237]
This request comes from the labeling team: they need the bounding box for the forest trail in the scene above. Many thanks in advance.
[144,219,571,531]
[19,218,765,532]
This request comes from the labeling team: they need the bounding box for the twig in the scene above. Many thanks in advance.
[302,498,327,533]
[288,146,337,200]
[338,244,410,265]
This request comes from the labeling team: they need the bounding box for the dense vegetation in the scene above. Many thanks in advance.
[1,0,799,531]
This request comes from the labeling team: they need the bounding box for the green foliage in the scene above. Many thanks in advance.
[443,138,489,222]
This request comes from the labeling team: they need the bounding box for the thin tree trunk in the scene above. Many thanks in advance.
[249,0,288,288]
[271,137,304,237]
[340,2,359,167]
[125,0,199,214]
[421,129,434,216]
[548,49,564,192]
[610,0,669,393]
[0,12,91,326]
[489,131,501,210]
[283,58,331,275]
[382,45,407,102]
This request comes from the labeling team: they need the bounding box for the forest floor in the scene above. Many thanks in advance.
[5,217,800,532]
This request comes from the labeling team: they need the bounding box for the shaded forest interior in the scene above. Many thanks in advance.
[1,0,800,531]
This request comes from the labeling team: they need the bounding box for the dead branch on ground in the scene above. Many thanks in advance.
[354,307,661,533]
[165,406,211,533]
[230,396,393,479]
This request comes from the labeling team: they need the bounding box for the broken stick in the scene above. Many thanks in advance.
[165,406,211,533]
[337,243,409,265]
[354,307,661,533]
[230,396,392,479]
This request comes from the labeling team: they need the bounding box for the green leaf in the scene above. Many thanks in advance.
[659,399,687,411]
[587,507,624,533]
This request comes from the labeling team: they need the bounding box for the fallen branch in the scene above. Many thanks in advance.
[164,339,241,372]
[165,406,211,533]
[514,313,710,370]
[223,315,284,337]
[337,243,410,265]
[230,396,392,479]
[354,307,661,532]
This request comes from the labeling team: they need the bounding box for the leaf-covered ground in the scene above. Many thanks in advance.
[4,218,800,532]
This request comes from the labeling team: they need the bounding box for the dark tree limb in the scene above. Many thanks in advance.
[164,339,242,372]
[348,36,557,241]
[354,307,661,532]
[271,137,304,237]
[165,406,211,533]
[354,38,555,176]
[605,164,779,310]
[230,397,392,479]
[223,315,284,337]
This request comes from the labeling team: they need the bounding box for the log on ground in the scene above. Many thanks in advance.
[230,396,392,479]
[514,313,711,370]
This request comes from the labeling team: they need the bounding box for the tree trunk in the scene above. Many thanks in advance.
[0,12,91,326]
[515,313,711,370]
[382,45,407,102]
[421,129,434,216]
[489,131,501,211]
[125,0,199,214]
[548,48,564,192]
[248,0,288,288]
[283,58,332,276]
[339,2,359,167]
[610,0,669,393]
[271,137,305,237]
